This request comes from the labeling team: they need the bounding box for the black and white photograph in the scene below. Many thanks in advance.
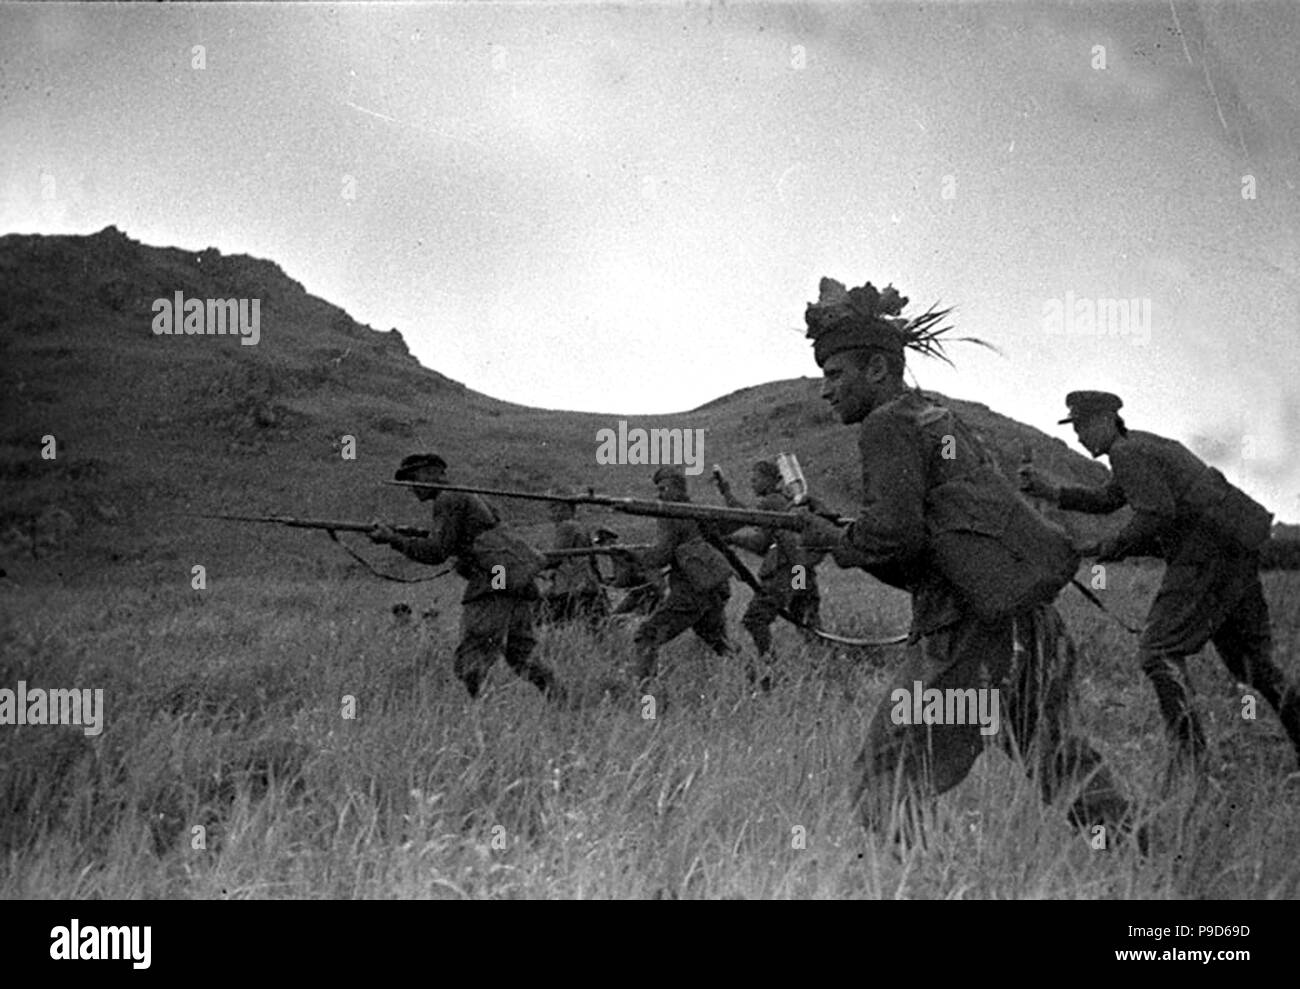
[2,0,1298,930]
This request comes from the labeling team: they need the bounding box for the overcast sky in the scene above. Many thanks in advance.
[4,1,1298,519]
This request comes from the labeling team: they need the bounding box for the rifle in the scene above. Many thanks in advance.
[543,545,653,560]
[198,513,432,538]
[384,484,903,646]
[196,513,446,583]
[384,481,851,530]
[196,513,653,582]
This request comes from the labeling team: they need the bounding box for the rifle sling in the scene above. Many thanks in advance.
[1069,578,1142,634]
[701,529,907,648]
[325,529,455,584]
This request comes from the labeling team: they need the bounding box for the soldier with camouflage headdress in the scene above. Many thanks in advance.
[714,459,821,691]
[627,465,735,687]
[369,454,567,704]
[1022,391,1300,774]
[797,278,1136,846]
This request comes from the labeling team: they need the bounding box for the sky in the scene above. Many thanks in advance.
[3,1,1299,520]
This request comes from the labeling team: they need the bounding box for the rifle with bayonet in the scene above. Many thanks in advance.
[383,480,851,531]
[199,513,431,537]
[195,512,444,582]
[385,481,905,646]
[196,513,651,577]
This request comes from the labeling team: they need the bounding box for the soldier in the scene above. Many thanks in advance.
[368,453,566,703]
[796,278,1135,845]
[538,498,610,630]
[1020,391,1300,773]
[714,459,821,691]
[628,465,735,687]
[593,527,665,618]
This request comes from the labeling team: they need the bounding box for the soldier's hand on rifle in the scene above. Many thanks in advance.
[798,513,844,552]
[368,521,400,545]
[800,494,835,516]
[1018,465,1060,502]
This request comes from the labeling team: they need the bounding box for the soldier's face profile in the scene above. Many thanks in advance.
[656,476,686,501]
[820,351,880,425]
[1073,415,1115,457]
[410,464,447,501]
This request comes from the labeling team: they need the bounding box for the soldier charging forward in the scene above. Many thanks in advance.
[795,278,1136,845]
[714,459,822,691]
[368,454,567,704]
[625,465,735,689]
[1021,391,1300,773]
[538,496,610,630]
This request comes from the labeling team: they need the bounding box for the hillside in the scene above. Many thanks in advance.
[3,227,1145,586]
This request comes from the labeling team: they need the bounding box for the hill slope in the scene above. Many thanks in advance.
[3,226,1134,585]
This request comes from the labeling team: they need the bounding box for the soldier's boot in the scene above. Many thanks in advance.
[1277,692,1300,767]
[509,656,568,705]
[460,670,483,700]
[744,624,775,692]
[1243,669,1300,767]
[628,641,661,694]
[628,646,671,717]
[1143,656,1208,790]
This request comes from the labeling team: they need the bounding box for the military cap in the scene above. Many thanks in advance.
[652,464,686,484]
[1058,391,1123,424]
[593,527,621,544]
[394,452,447,480]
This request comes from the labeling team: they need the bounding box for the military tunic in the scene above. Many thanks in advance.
[830,391,1132,837]
[630,512,733,681]
[723,489,822,655]
[1057,429,1300,761]
[390,490,558,698]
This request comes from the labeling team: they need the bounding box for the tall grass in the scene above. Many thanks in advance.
[2,564,1297,899]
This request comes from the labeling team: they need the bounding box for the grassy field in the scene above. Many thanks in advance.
[3,559,1298,900]
[6,232,1298,901]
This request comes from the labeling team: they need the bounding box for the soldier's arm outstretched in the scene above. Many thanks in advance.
[1087,446,1177,560]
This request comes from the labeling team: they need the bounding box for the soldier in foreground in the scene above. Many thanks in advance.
[368,453,566,703]
[796,278,1135,845]
[1021,391,1300,772]
[628,465,735,688]
[714,459,821,691]
[539,497,610,630]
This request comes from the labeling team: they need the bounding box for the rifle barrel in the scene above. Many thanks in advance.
[198,514,429,538]
[544,545,653,559]
[383,481,841,530]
